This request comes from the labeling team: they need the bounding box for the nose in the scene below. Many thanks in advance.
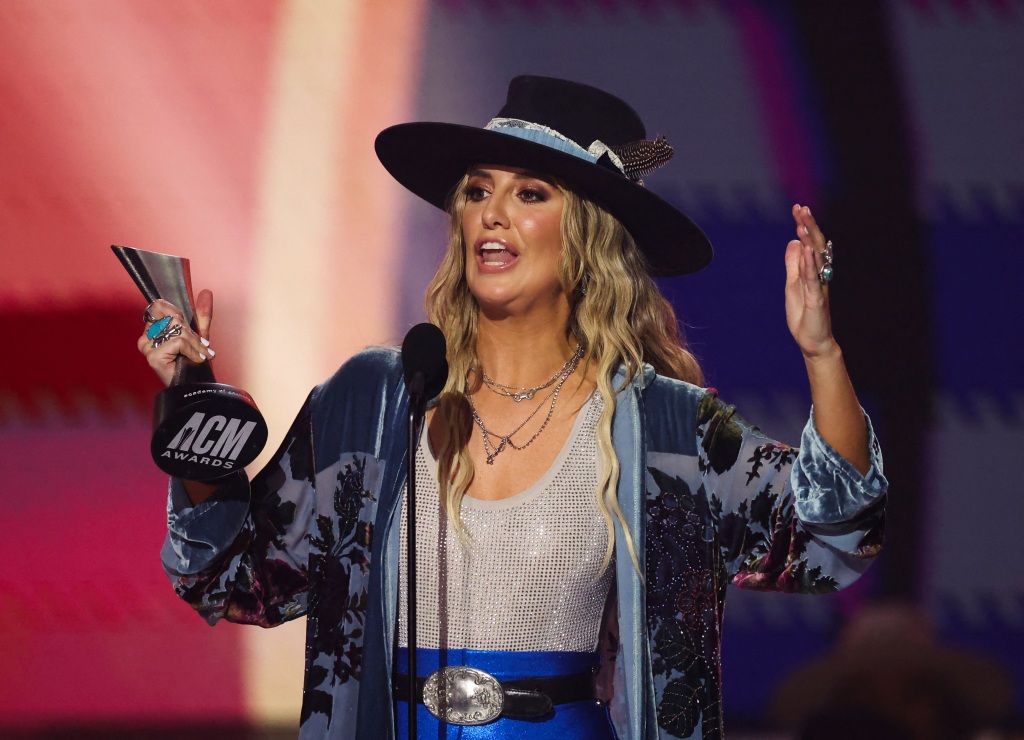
[481,193,510,229]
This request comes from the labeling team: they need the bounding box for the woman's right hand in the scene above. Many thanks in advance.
[137,289,215,387]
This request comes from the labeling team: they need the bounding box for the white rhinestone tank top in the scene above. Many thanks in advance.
[397,392,612,652]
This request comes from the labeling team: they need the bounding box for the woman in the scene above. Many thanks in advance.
[142,77,887,739]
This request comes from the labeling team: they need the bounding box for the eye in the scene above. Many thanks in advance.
[463,184,489,202]
[518,186,548,203]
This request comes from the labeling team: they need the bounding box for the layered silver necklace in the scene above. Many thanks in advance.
[468,344,584,465]
[480,346,579,402]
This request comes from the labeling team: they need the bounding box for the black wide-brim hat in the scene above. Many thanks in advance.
[375,76,712,277]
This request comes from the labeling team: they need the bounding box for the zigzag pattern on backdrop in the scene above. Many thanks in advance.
[0,301,161,420]
[0,578,201,632]
[431,0,1024,20]
[580,182,1024,229]
[722,584,1024,634]
[934,591,1024,630]
[926,184,1024,222]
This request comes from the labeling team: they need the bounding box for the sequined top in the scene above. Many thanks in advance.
[397,392,613,652]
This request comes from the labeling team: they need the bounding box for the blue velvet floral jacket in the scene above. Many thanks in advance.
[162,347,886,739]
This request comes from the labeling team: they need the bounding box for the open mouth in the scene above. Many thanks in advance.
[476,240,519,268]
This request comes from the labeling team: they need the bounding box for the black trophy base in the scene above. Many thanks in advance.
[151,382,269,481]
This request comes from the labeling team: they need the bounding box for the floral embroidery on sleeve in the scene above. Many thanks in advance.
[301,455,377,727]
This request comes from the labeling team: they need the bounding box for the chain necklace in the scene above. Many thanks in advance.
[468,347,583,465]
[480,343,582,402]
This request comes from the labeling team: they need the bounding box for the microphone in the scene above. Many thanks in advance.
[399,322,447,739]
[401,323,448,404]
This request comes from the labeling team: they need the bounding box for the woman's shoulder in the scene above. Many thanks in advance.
[305,347,407,451]
[633,371,711,455]
[642,369,710,403]
[314,346,404,402]
[343,345,403,374]
[644,372,740,429]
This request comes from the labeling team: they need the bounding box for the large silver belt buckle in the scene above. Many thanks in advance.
[423,666,504,725]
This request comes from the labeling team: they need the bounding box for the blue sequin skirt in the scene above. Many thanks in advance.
[394,647,617,739]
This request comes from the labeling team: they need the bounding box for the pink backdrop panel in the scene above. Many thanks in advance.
[0,414,246,727]
[0,0,283,727]
[0,0,278,307]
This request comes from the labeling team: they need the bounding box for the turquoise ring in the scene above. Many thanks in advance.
[147,316,183,347]
[818,240,834,284]
[146,316,172,340]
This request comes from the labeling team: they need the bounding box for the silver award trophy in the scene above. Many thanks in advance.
[112,246,268,481]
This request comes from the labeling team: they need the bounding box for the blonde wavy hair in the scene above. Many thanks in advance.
[425,174,703,571]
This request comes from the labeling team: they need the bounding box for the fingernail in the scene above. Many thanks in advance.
[208,349,216,357]
[200,337,210,347]
[199,353,207,360]
[806,207,812,216]
[803,226,810,235]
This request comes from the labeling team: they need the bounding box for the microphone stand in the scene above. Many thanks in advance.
[400,322,447,740]
[406,373,427,740]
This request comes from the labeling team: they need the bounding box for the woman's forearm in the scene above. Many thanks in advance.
[804,341,871,475]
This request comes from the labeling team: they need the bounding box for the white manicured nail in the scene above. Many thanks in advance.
[208,348,216,357]
[199,353,207,360]
[803,226,809,235]
[200,337,210,347]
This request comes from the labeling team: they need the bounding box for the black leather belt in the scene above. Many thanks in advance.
[394,667,597,723]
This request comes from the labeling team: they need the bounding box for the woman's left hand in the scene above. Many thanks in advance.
[785,204,837,359]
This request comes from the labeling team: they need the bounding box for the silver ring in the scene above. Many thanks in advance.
[143,302,159,324]
[151,322,183,348]
[818,240,834,284]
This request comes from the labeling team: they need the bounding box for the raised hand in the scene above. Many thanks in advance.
[784,204,836,360]
[137,289,215,387]
[782,205,871,473]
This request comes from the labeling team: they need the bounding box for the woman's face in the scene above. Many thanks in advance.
[461,165,566,318]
